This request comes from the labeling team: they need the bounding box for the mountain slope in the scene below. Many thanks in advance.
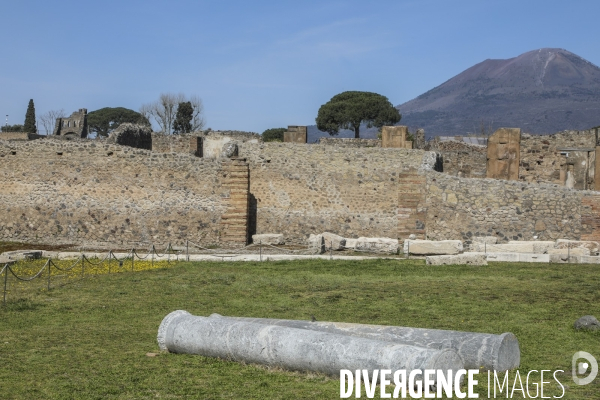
[397,48,600,137]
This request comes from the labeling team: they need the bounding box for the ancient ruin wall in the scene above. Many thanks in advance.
[519,129,597,184]
[0,139,228,247]
[428,140,487,178]
[424,172,584,244]
[318,138,382,147]
[239,142,427,244]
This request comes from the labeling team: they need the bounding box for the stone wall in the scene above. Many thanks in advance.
[519,129,598,187]
[427,139,487,178]
[0,132,44,141]
[239,142,429,244]
[424,172,585,245]
[53,109,88,138]
[201,131,261,159]
[152,133,202,156]
[107,123,152,150]
[0,139,229,247]
[318,138,381,147]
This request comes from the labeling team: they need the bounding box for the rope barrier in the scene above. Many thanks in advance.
[0,243,180,305]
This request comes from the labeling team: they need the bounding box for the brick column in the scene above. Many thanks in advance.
[220,158,249,246]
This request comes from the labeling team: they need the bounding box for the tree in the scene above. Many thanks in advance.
[315,91,401,138]
[172,101,193,134]
[1,124,23,132]
[23,99,36,133]
[87,107,150,137]
[140,93,205,134]
[39,109,65,135]
[188,95,206,132]
[261,127,286,142]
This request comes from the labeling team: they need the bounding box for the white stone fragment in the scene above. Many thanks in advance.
[548,248,590,256]
[404,240,463,255]
[555,239,600,255]
[307,234,325,254]
[321,232,346,250]
[426,254,487,266]
[355,237,399,254]
[252,234,284,245]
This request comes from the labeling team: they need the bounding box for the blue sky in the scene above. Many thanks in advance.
[2,0,599,134]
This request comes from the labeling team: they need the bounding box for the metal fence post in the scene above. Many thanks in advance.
[259,241,262,262]
[131,249,135,272]
[47,261,51,291]
[151,246,154,268]
[186,240,189,262]
[81,255,85,278]
[108,251,112,274]
[3,265,8,305]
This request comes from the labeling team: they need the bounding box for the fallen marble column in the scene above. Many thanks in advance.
[158,310,464,378]
[210,314,519,371]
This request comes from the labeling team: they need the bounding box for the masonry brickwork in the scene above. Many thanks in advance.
[424,172,584,245]
[239,143,427,244]
[427,139,487,178]
[0,132,44,141]
[2,128,600,248]
[0,138,228,248]
[53,109,88,138]
[318,138,381,147]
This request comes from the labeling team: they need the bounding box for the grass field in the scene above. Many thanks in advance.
[0,258,599,399]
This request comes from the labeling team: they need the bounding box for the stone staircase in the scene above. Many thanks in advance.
[220,158,249,246]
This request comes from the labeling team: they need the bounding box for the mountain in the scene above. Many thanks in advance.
[397,48,600,137]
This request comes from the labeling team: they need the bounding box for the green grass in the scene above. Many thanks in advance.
[0,259,599,399]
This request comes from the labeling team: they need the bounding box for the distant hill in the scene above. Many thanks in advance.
[397,48,600,138]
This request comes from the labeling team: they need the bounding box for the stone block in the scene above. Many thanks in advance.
[321,232,346,250]
[1,250,43,260]
[476,241,554,254]
[550,254,581,263]
[508,241,555,254]
[308,234,325,254]
[381,126,412,149]
[355,237,399,254]
[472,236,497,245]
[483,252,549,263]
[555,239,600,255]
[344,238,358,249]
[404,240,463,255]
[252,234,284,245]
[579,256,600,264]
[426,254,487,266]
[548,248,590,256]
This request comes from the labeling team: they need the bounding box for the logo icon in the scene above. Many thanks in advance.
[572,351,598,385]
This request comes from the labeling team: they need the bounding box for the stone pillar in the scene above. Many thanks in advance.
[381,126,413,149]
[414,129,426,149]
[283,126,307,143]
[486,128,520,180]
[211,314,520,371]
[158,311,464,379]
[220,158,249,246]
[594,147,600,191]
